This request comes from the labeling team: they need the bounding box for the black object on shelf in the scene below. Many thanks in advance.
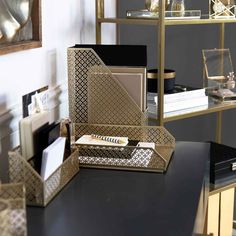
[147,69,175,93]
[210,142,236,184]
[73,44,147,67]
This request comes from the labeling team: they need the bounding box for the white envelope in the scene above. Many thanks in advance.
[41,137,66,181]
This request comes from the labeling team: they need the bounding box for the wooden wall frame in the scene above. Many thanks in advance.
[0,0,42,56]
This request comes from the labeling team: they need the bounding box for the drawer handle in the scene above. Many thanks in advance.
[232,162,236,171]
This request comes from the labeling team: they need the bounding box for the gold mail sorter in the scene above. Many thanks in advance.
[8,149,80,207]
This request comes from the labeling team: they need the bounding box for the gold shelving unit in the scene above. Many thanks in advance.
[95,0,235,143]
[98,17,236,26]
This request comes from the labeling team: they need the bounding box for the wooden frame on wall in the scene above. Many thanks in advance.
[0,0,42,56]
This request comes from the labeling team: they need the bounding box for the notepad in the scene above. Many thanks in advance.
[75,135,129,146]
[41,137,66,180]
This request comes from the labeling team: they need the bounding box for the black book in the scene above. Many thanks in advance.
[71,44,147,67]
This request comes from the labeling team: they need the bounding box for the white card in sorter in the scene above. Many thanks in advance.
[41,137,66,180]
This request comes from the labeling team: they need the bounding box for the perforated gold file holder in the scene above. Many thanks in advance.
[0,199,10,236]
[68,47,175,172]
[8,149,80,207]
[73,123,175,172]
[0,183,27,236]
[67,47,147,126]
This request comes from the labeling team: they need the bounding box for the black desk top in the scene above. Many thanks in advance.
[27,142,209,236]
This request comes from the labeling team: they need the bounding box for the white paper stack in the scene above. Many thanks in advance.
[148,88,208,115]
[41,137,66,180]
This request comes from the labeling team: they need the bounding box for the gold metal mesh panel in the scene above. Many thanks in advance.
[9,149,44,205]
[8,149,80,207]
[67,48,146,126]
[74,123,175,146]
[76,146,167,172]
[68,49,101,123]
[87,65,146,125]
[0,199,10,236]
[73,123,175,172]
[0,183,27,236]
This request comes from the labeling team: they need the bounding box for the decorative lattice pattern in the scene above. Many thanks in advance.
[87,65,145,125]
[73,123,175,172]
[8,149,80,207]
[67,47,175,172]
[67,48,146,126]
[77,146,166,171]
[68,49,101,123]
[74,123,175,146]
[0,183,26,236]
[0,199,10,236]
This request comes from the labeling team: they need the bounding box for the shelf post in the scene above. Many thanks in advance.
[96,0,104,44]
[219,23,225,49]
[157,0,166,126]
[216,111,222,143]
[215,23,225,143]
[116,0,120,44]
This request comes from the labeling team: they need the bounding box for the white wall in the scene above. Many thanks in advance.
[0,0,116,181]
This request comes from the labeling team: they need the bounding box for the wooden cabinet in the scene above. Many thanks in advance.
[207,188,235,236]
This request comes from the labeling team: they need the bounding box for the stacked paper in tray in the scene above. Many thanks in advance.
[148,88,208,114]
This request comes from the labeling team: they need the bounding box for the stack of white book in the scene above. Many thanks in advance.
[148,88,209,115]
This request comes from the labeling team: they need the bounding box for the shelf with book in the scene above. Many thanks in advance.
[148,100,236,123]
[147,88,236,122]
[98,16,236,26]
[147,88,208,113]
